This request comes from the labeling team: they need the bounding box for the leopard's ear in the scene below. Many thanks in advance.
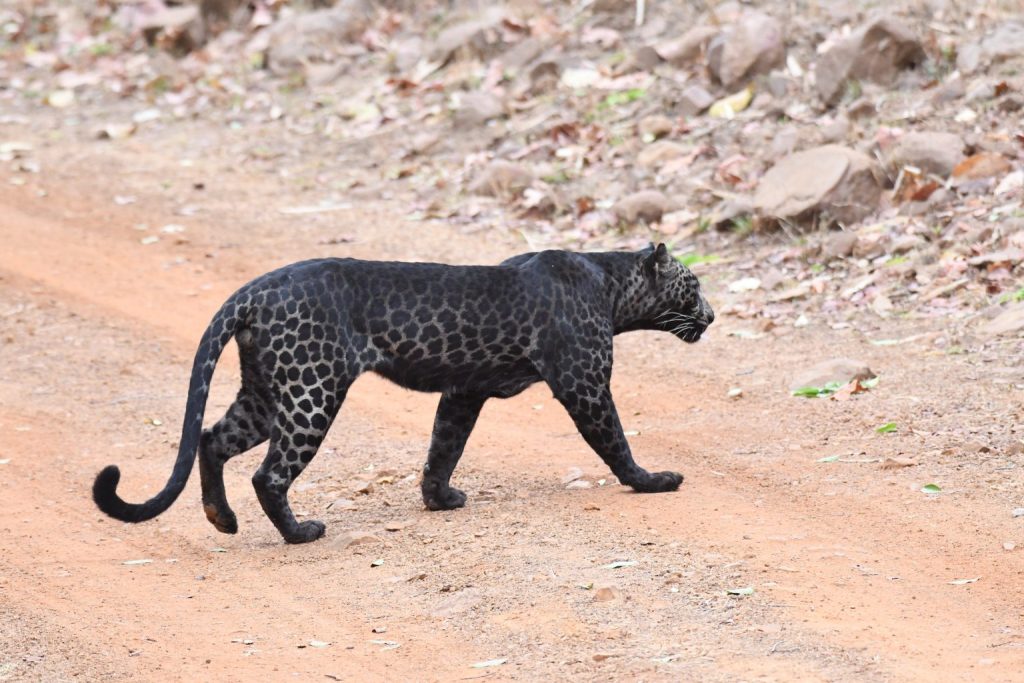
[643,243,672,280]
[654,243,671,265]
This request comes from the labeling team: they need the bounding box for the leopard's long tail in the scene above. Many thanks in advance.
[92,299,245,523]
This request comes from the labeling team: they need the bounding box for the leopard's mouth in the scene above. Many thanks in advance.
[678,324,707,343]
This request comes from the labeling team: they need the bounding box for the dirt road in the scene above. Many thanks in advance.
[2,150,1023,682]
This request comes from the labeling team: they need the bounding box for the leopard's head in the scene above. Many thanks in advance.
[626,243,714,343]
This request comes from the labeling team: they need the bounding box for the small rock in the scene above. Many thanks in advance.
[1004,542,1016,552]
[527,61,561,95]
[822,231,858,259]
[982,304,1024,337]
[613,190,672,224]
[707,11,785,88]
[957,21,1024,73]
[821,115,850,144]
[679,85,715,116]
[637,141,688,169]
[629,45,662,72]
[498,36,547,71]
[327,497,356,510]
[407,132,441,157]
[352,480,374,495]
[885,131,966,178]
[430,589,482,617]
[891,235,924,254]
[593,586,620,603]
[845,97,877,120]
[1013,508,1024,518]
[562,467,584,484]
[592,653,615,662]
[638,115,674,140]
[853,232,889,260]
[654,25,718,66]
[140,4,204,55]
[469,160,533,198]
[965,80,996,103]
[709,196,754,229]
[766,71,792,98]
[768,125,800,160]
[266,0,371,77]
[384,520,412,532]
[815,17,925,105]
[790,358,875,392]
[998,94,1024,113]
[754,145,882,226]
[566,480,592,490]
[429,8,507,63]
[996,170,1024,196]
[332,530,381,548]
[931,77,966,104]
[96,123,136,140]
[880,457,917,470]
[452,91,504,128]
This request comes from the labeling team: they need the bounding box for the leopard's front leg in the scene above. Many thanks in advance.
[421,393,486,511]
[560,385,682,492]
[534,350,682,492]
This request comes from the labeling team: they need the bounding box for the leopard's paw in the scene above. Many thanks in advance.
[630,470,684,493]
[422,483,467,511]
[282,519,326,544]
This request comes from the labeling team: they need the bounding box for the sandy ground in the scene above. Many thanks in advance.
[1,139,1024,682]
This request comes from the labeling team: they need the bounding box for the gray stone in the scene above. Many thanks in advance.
[266,0,371,76]
[679,85,714,116]
[885,131,966,178]
[469,160,533,197]
[708,11,785,88]
[822,231,858,260]
[754,145,882,226]
[429,7,507,63]
[816,16,925,105]
[654,26,719,66]
[637,140,688,169]
[638,114,674,140]
[982,304,1024,337]
[452,91,504,128]
[613,190,672,224]
[331,530,381,549]
[957,22,1024,73]
[791,359,876,392]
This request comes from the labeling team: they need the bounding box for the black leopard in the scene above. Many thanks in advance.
[93,244,714,544]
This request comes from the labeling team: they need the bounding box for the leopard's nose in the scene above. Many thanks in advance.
[703,304,715,325]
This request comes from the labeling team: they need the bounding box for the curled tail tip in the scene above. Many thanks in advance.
[93,465,125,518]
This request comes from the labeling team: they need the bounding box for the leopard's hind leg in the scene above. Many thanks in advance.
[251,386,347,544]
[199,331,274,533]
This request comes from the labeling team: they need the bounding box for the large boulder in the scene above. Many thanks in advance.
[885,131,966,178]
[815,16,925,106]
[754,145,882,226]
[707,11,785,88]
